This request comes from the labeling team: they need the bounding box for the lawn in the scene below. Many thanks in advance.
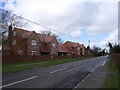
[103,59,120,88]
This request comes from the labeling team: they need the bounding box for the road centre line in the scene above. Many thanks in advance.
[0,76,38,88]
[50,68,67,73]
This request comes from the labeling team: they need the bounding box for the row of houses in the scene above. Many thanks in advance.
[3,25,91,56]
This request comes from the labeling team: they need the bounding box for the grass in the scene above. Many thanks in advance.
[103,59,120,88]
[2,66,32,74]
[2,56,93,74]
[3,56,93,67]
[34,57,92,66]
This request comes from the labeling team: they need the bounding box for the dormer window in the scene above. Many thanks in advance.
[13,40,16,45]
[13,31,16,36]
[31,40,36,45]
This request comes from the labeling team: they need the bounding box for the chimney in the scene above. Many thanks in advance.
[8,24,12,36]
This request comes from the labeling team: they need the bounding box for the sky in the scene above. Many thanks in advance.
[1,0,119,51]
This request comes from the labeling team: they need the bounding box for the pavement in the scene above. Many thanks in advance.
[2,55,109,88]
[73,56,109,88]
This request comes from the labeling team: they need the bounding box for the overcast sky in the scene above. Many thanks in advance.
[1,0,119,50]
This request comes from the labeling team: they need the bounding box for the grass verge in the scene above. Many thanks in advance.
[34,57,92,66]
[2,56,93,74]
[2,66,32,74]
[3,56,93,67]
[103,59,120,88]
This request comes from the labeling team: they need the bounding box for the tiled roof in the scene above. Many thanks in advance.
[14,28,33,39]
[58,44,71,52]
[40,45,49,52]
[64,41,79,47]
[80,44,84,48]
[37,33,55,43]
[14,28,55,43]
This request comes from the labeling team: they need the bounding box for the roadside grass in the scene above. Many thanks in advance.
[2,66,32,74]
[2,56,93,74]
[3,56,93,67]
[103,59,120,88]
[34,57,93,67]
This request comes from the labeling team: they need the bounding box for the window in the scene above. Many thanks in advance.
[18,51,22,55]
[52,43,56,47]
[78,47,80,50]
[13,31,16,36]
[13,40,16,45]
[31,40,36,45]
[31,51,36,55]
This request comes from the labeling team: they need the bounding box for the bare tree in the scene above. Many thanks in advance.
[40,30,64,43]
[0,9,27,40]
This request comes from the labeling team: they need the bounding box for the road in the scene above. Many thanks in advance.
[2,55,108,88]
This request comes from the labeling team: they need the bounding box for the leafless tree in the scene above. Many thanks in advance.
[40,30,64,43]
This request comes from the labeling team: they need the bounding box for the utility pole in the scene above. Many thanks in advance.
[88,40,90,48]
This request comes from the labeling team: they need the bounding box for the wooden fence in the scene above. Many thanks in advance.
[2,55,89,64]
[110,53,120,68]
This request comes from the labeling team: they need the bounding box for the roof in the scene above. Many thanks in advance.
[37,33,55,43]
[80,44,85,48]
[14,28,55,43]
[40,45,49,52]
[14,28,33,39]
[58,44,71,52]
[64,41,80,47]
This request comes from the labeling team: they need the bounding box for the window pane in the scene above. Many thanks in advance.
[31,40,36,45]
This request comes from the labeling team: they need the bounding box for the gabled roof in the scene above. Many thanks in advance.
[80,44,85,48]
[40,44,49,52]
[37,33,55,43]
[58,44,71,52]
[64,41,80,47]
[13,27,55,43]
[14,28,33,39]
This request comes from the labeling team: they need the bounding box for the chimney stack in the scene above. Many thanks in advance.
[8,24,12,36]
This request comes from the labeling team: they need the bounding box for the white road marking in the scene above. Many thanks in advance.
[73,60,105,89]
[73,73,92,89]
[73,64,78,66]
[50,68,67,73]
[0,76,38,88]
[101,60,107,66]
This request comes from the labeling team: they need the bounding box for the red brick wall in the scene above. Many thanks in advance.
[2,54,90,64]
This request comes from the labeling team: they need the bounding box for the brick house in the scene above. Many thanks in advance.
[63,41,81,56]
[2,25,58,56]
[37,33,58,55]
[58,44,71,56]
[79,44,85,55]
[85,46,91,56]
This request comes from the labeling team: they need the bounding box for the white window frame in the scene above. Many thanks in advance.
[31,40,37,45]
[13,40,16,45]
[13,31,16,36]
[18,51,22,55]
[31,51,36,55]
[52,43,56,47]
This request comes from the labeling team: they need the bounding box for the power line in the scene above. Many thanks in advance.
[2,9,82,40]
[1,9,114,45]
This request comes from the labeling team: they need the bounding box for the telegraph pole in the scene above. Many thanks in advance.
[88,40,90,48]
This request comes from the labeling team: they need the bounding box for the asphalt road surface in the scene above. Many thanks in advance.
[2,55,108,88]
